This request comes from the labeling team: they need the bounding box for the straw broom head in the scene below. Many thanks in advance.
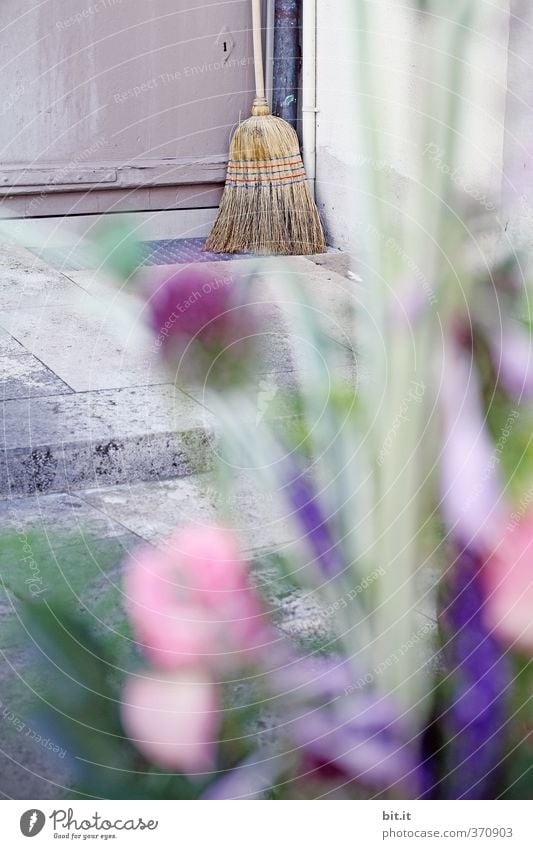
[205,97,326,256]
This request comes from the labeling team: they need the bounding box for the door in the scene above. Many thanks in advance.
[0,0,271,218]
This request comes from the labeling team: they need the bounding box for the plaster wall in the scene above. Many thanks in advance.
[315,1,511,254]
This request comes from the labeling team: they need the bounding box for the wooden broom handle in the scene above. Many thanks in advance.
[251,0,269,113]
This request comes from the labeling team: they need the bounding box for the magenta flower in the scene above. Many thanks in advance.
[145,267,257,385]
[121,670,219,772]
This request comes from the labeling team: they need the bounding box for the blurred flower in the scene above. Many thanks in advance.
[282,456,346,578]
[484,512,533,655]
[164,525,249,598]
[204,744,288,800]
[123,527,266,670]
[121,670,218,772]
[289,696,423,796]
[441,544,511,799]
[145,267,258,385]
[439,341,505,551]
[489,321,533,401]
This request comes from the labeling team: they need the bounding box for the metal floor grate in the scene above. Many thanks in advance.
[29,238,250,271]
[139,238,247,266]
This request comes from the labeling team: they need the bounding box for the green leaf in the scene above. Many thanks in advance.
[501,745,533,800]
[91,216,142,281]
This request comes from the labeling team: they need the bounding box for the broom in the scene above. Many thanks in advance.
[204,0,326,256]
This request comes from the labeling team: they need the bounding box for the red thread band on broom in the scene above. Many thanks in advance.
[226,174,307,187]
[227,163,307,175]
[230,152,301,164]
[227,168,307,181]
[227,161,304,175]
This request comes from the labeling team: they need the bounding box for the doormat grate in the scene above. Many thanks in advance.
[28,238,251,271]
[139,238,249,266]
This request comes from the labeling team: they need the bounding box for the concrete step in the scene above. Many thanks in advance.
[0,357,361,498]
[0,385,214,498]
[0,365,361,498]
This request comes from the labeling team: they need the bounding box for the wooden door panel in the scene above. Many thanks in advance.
[0,0,259,213]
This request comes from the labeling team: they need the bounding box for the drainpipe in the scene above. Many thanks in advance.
[272,0,300,127]
[271,0,318,197]
[301,0,318,199]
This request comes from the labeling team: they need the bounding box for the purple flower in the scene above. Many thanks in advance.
[439,341,505,551]
[145,267,258,385]
[209,653,425,798]
[288,701,422,795]
[203,745,288,800]
[282,456,347,578]
[277,658,425,796]
[440,544,511,799]
[489,320,533,401]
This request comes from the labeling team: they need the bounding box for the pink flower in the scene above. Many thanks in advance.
[164,526,249,599]
[123,527,266,670]
[483,513,533,654]
[121,670,218,772]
